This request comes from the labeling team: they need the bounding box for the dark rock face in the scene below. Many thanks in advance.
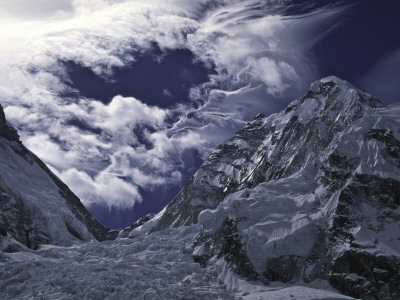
[192,218,260,282]
[367,129,400,162]
[151,177,201,231]
[150,77,400,300]
[327,174,400,299]
[264,255,305,283]
[0,185,50,250]
[330,250,400,300]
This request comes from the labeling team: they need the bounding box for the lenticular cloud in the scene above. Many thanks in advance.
[0,0,346,209]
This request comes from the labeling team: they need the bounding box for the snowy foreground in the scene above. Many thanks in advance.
[0,226,354,300]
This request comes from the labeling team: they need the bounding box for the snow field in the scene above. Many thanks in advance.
[0,224,358,299]
[0,226,234,299]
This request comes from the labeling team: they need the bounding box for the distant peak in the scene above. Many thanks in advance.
[309,76,354,93]
[320,75,347,84]
[280,76,382,126]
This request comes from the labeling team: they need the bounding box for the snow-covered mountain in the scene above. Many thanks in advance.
[1,76,399,299]
[0,104,115,251]
[147,76,400,299]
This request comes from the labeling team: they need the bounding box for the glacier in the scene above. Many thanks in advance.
[1,76,399,299]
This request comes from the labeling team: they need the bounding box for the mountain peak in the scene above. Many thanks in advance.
[283,76,382,129]
[307,75,381,107]
[150,77,384,232]
[146,77,400,299]
[310,75,352,91]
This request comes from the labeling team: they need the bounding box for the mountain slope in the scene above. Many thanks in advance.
[0,104,115,250]
[148,76,400,299]
[152,76,383,230]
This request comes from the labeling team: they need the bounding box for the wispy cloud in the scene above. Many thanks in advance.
[0,0,347,209]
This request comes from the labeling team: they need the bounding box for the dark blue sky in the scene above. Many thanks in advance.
[66,46,213,107]
[312,0,400,104]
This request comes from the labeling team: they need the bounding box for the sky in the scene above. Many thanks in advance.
[0,0,399,228]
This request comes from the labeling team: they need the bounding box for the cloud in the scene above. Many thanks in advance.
[50,167,143,209]
[91,95,167,134]
[163,89,173,98]
[25,134,72,169]
[71,0,113,15]
[247,57,298,95]
[0,0,349,210]
[189,13,287,82]
[0,0,73,21]
[0,0,204,209]
[18,92,208,209]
